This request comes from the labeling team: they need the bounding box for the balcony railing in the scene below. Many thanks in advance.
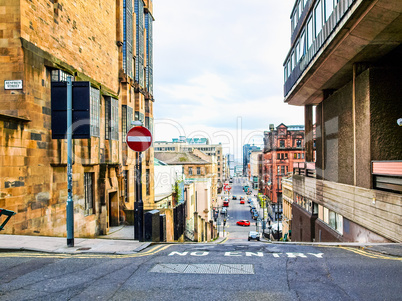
[284,0,356,97]
[293,162,316,178]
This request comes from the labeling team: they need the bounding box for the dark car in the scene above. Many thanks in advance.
[248,231,261,241]
[232,196,237,200]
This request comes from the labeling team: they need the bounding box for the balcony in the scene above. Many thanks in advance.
[291,174,402,242]
[293,162,316,178]
[372,161,402,194]
[284,0,401,105]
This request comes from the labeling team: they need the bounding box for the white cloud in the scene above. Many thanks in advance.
[153,0,302,149]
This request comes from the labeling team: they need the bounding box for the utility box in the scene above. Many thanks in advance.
[144,210,160,242]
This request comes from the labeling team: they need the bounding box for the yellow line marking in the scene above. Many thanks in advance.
[218,233,229,244]
[0,244,172,259]
[339,247,402,261]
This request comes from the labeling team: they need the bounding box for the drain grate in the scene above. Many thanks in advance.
[76,247,91,251]
[150,264,254,274]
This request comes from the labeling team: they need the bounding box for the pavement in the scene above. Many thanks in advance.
[0,224,401,257]
[1,179,399,257]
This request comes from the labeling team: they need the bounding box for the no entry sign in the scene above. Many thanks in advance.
[126,126,152,152]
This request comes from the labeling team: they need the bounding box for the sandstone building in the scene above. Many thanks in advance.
[0,0,155,237]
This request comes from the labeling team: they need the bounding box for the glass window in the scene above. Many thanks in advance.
[307,17,313,48]
[298,1,303,18]
[336,214,343,234]
[90,87,100,137]
[280,140,285,148]
[315,1,323,37]
[329,210,336,229]
[325,0,334,21]
[287,59,291,76]
[296,42,300,62]
[197,167,201,175]
[111,98,119,140]
[123,0,134,78]
[84,172,94,213]
[122,105,133,136]
[51,69,72,82]
[300,31,306,58]
[188,167,193,175]
[323,207,329,223]
[318,204,324,220]
[135,0,145,87]
[146,169,150,195]
[105,98,111,140]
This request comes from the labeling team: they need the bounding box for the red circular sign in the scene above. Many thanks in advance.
[126,126,152,152]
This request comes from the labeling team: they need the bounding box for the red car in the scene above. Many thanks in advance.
[240,200,245,204]
[236,220,250,226]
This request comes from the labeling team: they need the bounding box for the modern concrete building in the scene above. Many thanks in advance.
[0,0,155,237]
[284,0,401,242]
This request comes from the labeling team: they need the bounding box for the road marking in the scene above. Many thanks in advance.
[168,251,324,258]
[0,244,172,259]
[340,247,402,261]
[150,264,254,274]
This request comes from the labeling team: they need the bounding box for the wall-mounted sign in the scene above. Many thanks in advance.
[5,80,23,90]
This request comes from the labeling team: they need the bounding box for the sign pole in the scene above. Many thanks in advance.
[126,123,152,242]
[66,76,74,247]
[134,151,144,241]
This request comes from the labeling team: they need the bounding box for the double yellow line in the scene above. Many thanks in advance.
[339,246,402,261]
[0,244,172,259]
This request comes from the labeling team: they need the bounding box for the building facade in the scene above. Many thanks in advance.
[0,0,155,237]
[262,124,305,205]
[284,0,401,242]
[154,139,225,187]
[154,151,216,221]
[242,144,261,176]
[249,151,263,189]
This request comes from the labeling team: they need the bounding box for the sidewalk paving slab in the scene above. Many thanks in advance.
[0,234,150,255]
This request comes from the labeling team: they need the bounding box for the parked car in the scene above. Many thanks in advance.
[247,199,252,203]
[232,195,237,200]
[252,212,259,220]
[236,220,251,227]
[221,208,227,215]
[248,231,261,241]
[240,200,245,204]
[250,206,256,212]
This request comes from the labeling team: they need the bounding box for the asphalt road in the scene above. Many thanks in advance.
[218,177,264,242]
[1,178,401,300]
[1,243,401,301]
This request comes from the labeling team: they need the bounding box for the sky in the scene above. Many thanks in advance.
[152,0,303,160]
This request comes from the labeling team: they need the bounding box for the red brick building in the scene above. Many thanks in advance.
[262,124,305,206]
